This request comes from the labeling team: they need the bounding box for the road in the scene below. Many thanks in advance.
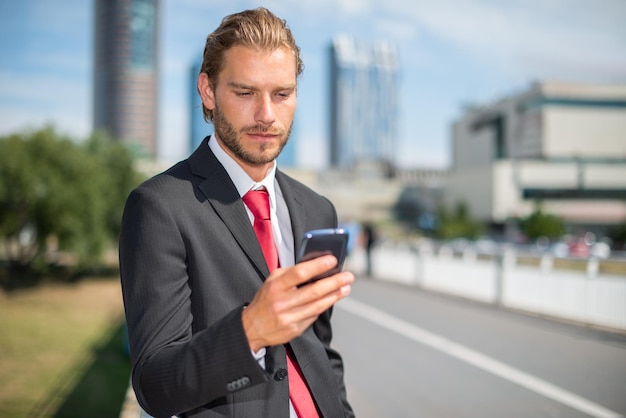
[332,278,626,418]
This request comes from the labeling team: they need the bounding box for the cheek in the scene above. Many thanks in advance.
[217,97,246,124]
[278,101,297,122]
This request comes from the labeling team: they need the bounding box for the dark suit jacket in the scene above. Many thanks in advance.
[119,138,354,418]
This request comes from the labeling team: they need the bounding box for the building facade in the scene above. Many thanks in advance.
[329,35,398,174]
[93,0,159,158]
[189,55,213,153]
[446,81,626,232]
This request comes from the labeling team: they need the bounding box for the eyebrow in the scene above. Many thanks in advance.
[227,81,296,91]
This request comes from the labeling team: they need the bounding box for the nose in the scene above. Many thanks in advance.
[255,94,275,126]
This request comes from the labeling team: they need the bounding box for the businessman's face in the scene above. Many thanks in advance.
[198,45,297,176]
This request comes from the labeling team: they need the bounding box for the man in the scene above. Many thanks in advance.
[120,8,355,418]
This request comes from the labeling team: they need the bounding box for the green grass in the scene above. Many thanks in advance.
[0,278,131,418]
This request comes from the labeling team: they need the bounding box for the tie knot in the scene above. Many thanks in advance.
[243,188,271,221]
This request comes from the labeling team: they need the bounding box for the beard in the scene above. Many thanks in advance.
[212,101,292,166]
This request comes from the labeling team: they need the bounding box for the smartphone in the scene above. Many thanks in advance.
[296,228,349,285]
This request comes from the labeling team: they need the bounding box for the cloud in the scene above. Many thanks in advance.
[392,0,626,81]
[292,0,375,16]
[374,17,419,42]
[0,69,90,138]
[2,0,625,167]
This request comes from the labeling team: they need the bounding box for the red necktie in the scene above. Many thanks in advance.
[243,188,279,272]
[243,188,320,418]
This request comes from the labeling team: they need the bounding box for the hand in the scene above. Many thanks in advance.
[242,255,354,352]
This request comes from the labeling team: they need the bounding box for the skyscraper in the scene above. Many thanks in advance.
[329,35,398,172]
[189,55,213,153]
[93,0,159,158]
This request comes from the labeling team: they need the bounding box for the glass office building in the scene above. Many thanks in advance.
[93,0,159,158]
[189,55,213,153]
[329,35,398,172]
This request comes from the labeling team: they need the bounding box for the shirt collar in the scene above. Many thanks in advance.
[208,136,278,206]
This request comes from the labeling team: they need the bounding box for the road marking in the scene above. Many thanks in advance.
[338,298,623,418]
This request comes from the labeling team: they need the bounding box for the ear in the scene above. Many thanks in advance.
[198,73,216,111]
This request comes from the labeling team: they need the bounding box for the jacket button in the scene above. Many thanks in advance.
[274,368,288,381]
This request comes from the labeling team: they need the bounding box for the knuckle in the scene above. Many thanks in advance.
[265,278,282,293]
[293,263,309,279]
[271,299,288,315]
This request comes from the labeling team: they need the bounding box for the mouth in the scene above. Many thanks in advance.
[244,130,283,141]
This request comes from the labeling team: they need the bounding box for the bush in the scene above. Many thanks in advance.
[435,201,483,240]
[519,205,565,241]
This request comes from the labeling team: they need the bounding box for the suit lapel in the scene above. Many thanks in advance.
[189,139,270,279]
[276,170,307,262]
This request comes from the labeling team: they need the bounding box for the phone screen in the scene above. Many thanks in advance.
[297,228,349,285]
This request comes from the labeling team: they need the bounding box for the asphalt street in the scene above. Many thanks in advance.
[332,278,626,418]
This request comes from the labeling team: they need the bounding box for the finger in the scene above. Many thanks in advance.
[285,255,338,288]
[288,271,354,309]
[288,274,353,322]
[306,271,354,299]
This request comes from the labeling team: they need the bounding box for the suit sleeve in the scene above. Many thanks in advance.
[311,197,355,417]
[119,185,268,417]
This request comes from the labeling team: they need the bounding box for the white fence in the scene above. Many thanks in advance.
[346,242,626,332]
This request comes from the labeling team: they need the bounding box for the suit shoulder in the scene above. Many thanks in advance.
[133,159,193,193]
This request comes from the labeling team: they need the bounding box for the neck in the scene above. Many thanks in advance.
[244,163,273,183]
[214,134,274,182]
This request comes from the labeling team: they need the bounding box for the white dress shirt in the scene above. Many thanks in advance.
[208,137,301,418]
[208,137,295,268]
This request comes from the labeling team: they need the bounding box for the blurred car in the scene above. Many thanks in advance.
[473,237,499,255]
[590,241,611,259]
[549,242,570,258]
[569,238,590,258]
[449,238,470,253]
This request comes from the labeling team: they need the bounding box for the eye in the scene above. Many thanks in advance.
[236,91,252,97]
[277,90,294,99]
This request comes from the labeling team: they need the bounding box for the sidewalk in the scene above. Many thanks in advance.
[119,382,142,418]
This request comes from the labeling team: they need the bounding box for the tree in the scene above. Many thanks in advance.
[519,205,565,241]
[608,221,626,250]
[83,131,143,240]
[435,201,483,240]
[0,126,142,274]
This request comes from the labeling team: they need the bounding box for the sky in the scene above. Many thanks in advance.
[0,0,625,169]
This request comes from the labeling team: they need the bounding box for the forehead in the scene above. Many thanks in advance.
[218,45,297,87]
